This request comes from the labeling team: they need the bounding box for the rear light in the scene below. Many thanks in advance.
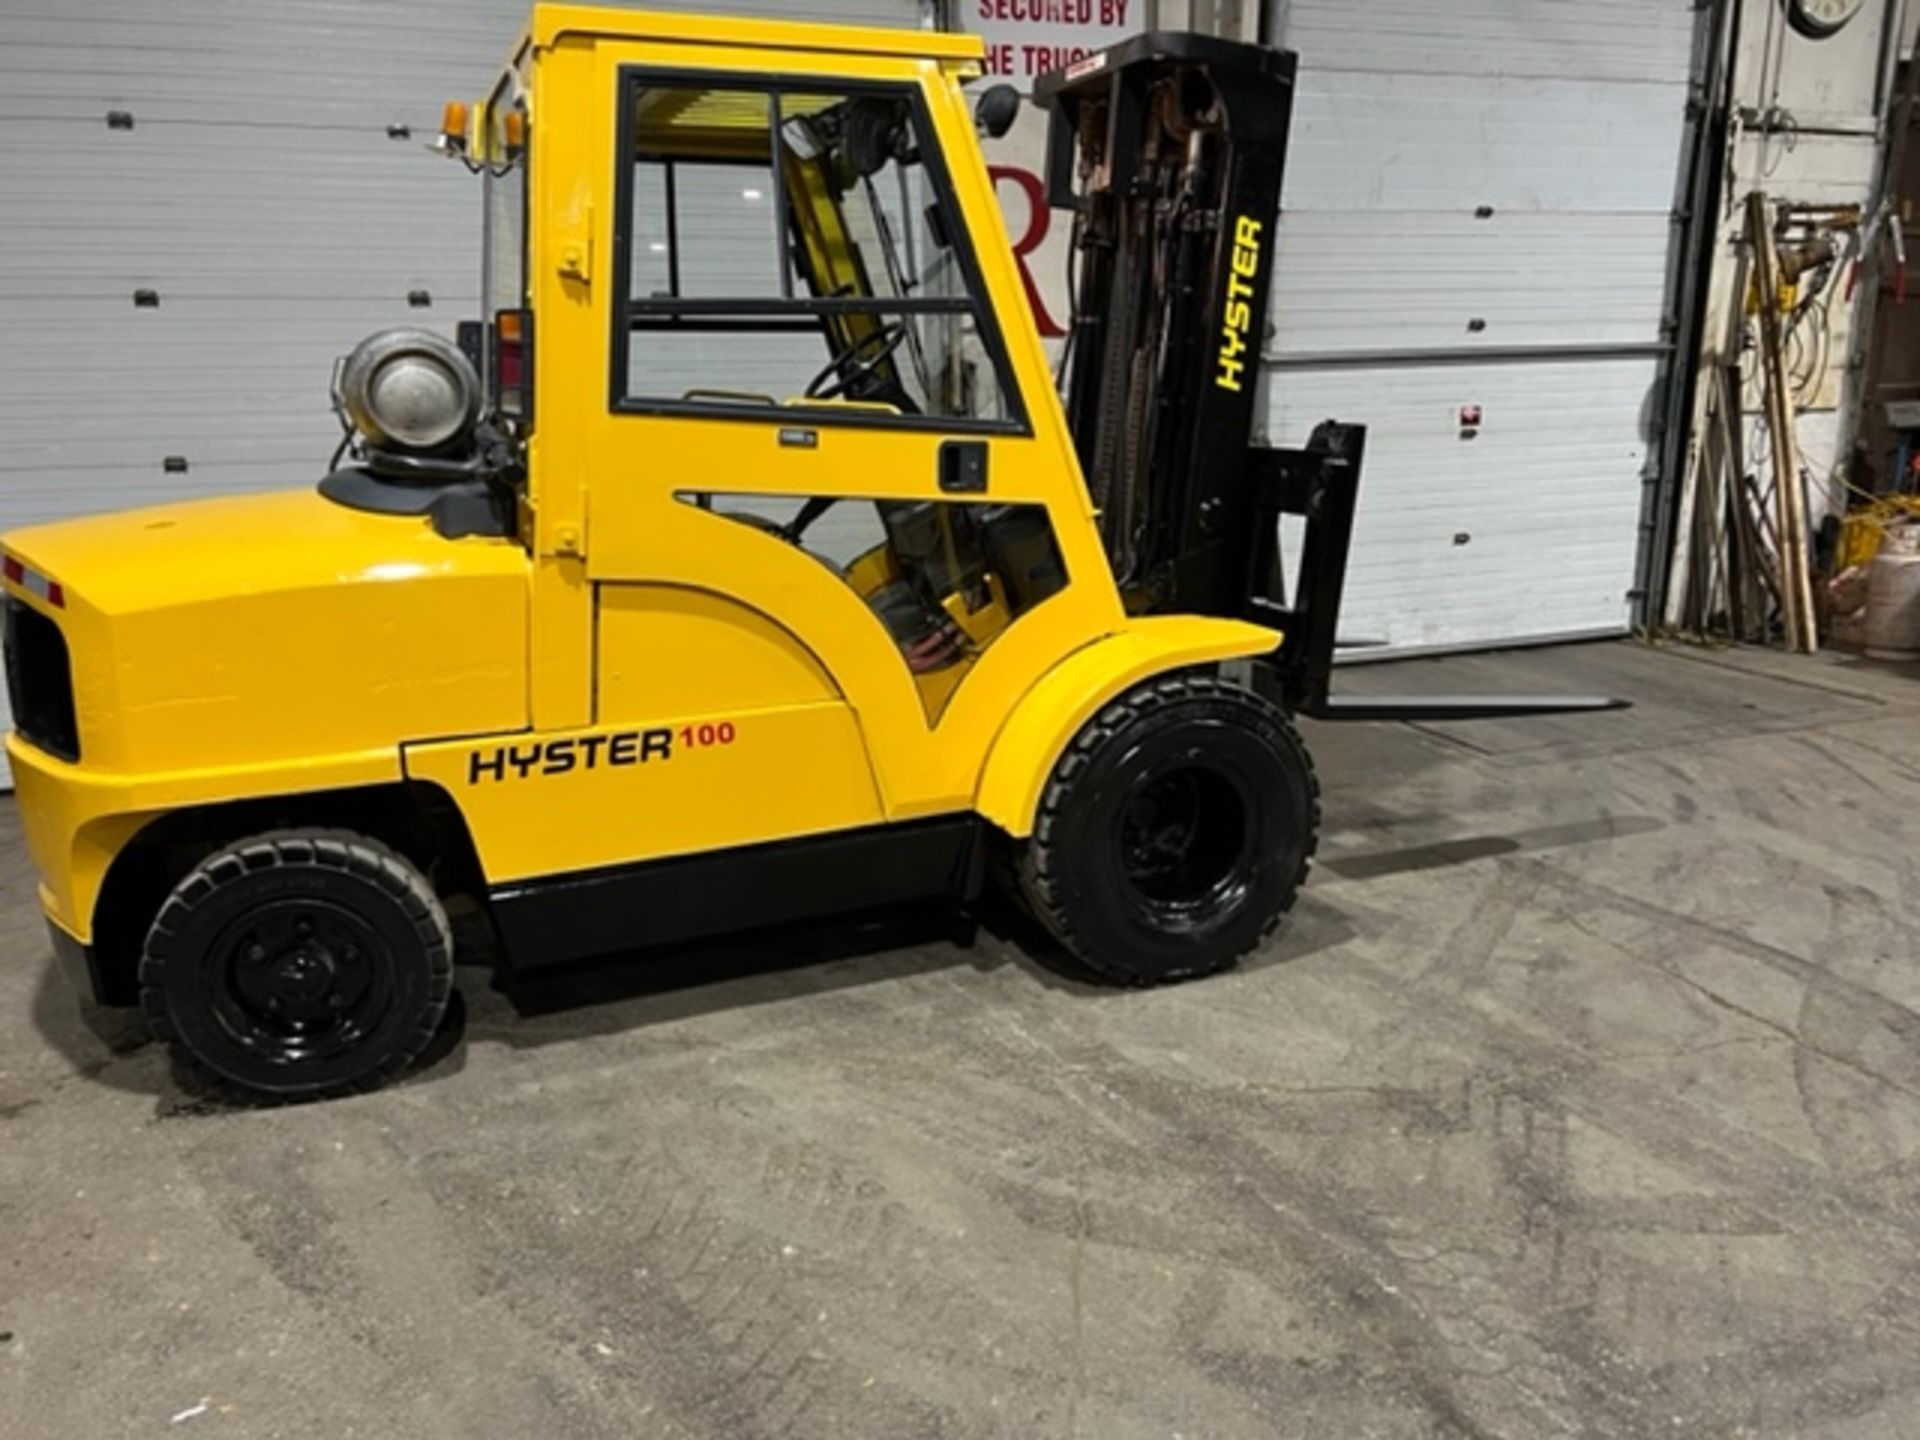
[496,312,524,388]
[493,308,532,425]
[2,554,64,608]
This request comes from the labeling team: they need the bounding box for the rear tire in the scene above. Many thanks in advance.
[138,829,453,1101]
[1016,671,1319,985]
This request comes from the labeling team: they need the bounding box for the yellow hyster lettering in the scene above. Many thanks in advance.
[1217,214,1265,391]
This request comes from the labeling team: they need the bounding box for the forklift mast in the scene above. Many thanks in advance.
[1039,35,1289,610]
[1035,33,1362,712]
[1035,34,1625,722]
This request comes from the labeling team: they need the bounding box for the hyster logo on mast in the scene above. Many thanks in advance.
[1216,215,1263,393]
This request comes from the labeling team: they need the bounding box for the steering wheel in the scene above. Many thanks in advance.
[804,322,909,400]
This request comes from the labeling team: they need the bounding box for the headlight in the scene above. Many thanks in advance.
[337,328,481,454]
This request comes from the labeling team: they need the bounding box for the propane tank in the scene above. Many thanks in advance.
[333,328,481,457]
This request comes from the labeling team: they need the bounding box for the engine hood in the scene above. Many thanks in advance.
[1,488,530,776]
[3,488,518,616]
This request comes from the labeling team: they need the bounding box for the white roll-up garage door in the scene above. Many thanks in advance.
[1263,0,1700,653]
[0,0,927,783]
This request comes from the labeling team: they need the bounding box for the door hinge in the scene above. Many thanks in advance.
[557,199,593,284]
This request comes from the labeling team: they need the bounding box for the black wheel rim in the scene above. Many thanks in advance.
[1118,762,1253,913]
[204,898,398,1069]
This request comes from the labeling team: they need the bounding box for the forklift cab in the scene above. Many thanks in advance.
[405,8,1188,888]
[608,73,1071,719]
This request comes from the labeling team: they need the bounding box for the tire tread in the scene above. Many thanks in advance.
[1017,670,1321,985]
[137,827,453,1101]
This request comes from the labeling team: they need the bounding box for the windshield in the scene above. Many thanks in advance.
[824,120,989,419]
[618,83,1015,425]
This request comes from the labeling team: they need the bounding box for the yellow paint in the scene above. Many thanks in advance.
[974,617,1285,837]
[535,8,1124,829]
[597,584,841,717]
[402,702,883,881]
[5,490,528,776]
[527,5,986,62]
[8,735,410,939]
[3,488,530,940]
[3,4,1291,954]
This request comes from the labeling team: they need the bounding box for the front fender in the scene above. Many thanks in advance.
[973,615,1282,838]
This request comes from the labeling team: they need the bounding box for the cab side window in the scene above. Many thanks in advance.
[612,77,1021,429]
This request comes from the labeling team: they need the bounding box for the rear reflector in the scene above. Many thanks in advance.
[3,554,64,607]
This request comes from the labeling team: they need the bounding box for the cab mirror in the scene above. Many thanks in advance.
[974,85,1021,141]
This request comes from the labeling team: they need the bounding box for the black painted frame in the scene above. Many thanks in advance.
[608,66,1032,436]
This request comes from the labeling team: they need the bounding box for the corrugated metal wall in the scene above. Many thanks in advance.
[1264,0,1700,653]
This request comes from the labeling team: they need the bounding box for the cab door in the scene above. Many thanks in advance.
[577,50,1121,850]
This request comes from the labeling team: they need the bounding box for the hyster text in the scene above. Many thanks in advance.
[1216,215,1263,393]
[468,728,674,784]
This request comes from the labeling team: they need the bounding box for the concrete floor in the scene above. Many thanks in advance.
[4,640,1920,1439]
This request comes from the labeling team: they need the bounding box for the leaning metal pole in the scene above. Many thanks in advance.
[1747,190,1819,654]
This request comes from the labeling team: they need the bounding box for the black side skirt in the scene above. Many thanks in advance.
[488,815,986,971]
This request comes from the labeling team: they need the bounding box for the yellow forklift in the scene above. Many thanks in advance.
[1,7,1619,1098]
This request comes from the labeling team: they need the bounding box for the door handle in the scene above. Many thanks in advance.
[939,440,988,494]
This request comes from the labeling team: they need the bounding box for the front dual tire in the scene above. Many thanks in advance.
[139,830,452,1101]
